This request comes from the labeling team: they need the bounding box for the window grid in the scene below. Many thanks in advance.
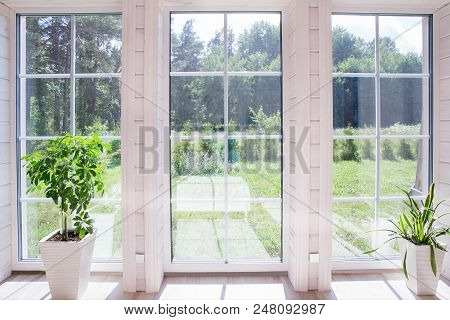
[332,14,431,260]
[18,14,122,260]
[169,12,282,263]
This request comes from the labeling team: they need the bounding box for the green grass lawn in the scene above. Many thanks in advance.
[25,155,419,261]
[332,159,418,256]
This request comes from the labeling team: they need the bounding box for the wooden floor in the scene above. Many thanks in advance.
[0,271,449,300]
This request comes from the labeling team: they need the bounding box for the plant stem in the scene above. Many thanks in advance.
[61,213,68,241]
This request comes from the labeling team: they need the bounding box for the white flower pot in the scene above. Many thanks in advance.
[39,229,96,300]
[400,240,446,296]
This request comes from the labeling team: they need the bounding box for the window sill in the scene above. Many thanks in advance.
[12,260,123,273]
[332,259,401,271]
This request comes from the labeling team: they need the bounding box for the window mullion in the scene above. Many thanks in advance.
[374,15,382,260]
[223,13,229,263]
[70,15,76,135]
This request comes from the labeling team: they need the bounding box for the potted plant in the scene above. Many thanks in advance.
[361,183,450,295]
[23,134,109,299]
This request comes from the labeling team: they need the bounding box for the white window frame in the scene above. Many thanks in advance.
[13,12,123,272]
[331,10,434,271]
[164,7,288,273]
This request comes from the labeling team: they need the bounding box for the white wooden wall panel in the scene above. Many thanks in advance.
[437,3,450,280]
[0,3,11,284]
[286,0,332,292]
[122,0,164,292]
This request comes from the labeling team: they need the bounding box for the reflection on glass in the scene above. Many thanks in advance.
[379,16,427,74]
[228,139,281,199]
[380,78,427,135]
[227,202,281,261]
[26,78,71,136]
[76,15,122,73]
[333,77,376,135]
[170,76,224,134]
[332,201,374,258]
[26,16,71,74]
[228,13,281,71]
[171,140,225,201]
[332,15,375,73]
[333,139,376,197]
[170,13,224,72]
[172,202,225,261]
[228,76,281,135]
[380,139,427,196]
[75,78,121,135]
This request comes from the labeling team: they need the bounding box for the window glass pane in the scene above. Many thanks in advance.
[171,13,224,72]
[227,202,281,261]
[22,201,60,258]
[170,76,224,134]
[228,13,281,72]
[228,139,281,199]
[380,78,428,135]
[23,140,52,198]
[332,15,375,73]
[380,16,427,74]
[25,16,71,74]
[76,15,122,73]
[22,201,122,259]
[379,201,407,256]
[172,201,224,261]
[380,138,427,196]
[333,139,376,197]
[99,140,121,199]
[75,78,121,135]
[171,140,225,201]
[25,78,71,136]
[228,76,281,135]
[333,77,376,135]
[90,203,122,259]
[332,201,374,258]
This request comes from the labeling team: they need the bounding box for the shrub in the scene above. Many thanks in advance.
[340,125,360,162]
[382,139,396,161]
[398,139,415,160]
[361,139,375,160]
[333,140,341,162]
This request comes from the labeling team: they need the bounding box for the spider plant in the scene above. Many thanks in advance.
[360,183,450,279]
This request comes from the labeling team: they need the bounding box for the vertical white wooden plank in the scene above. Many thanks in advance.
[122,0,137,292]
[318,0,332,291]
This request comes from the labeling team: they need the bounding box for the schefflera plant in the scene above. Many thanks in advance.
[361,183,450,278]
[23,134,109,240]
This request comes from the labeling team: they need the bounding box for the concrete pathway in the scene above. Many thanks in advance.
[173,218,271,261]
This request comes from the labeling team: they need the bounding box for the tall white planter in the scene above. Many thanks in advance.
[39,229,96,300]
[400,240,446,295]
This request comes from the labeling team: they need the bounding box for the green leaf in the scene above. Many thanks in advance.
[430,245,437,276]
[403,250,409,280]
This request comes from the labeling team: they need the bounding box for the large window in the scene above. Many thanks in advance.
[332,14,431,259]
[170,12,282,262]
[18,15,122,261]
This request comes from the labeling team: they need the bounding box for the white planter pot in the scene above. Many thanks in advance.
[400,240,446,296]
[39,229,96,300]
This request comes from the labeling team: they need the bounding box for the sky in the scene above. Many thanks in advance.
[332,15,427,55]
[171,12,281,47]
[170,13,425,56]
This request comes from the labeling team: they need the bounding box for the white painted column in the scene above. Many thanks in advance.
[285,0,332,292]
[0,2,12,283]
[122,0,164,292]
